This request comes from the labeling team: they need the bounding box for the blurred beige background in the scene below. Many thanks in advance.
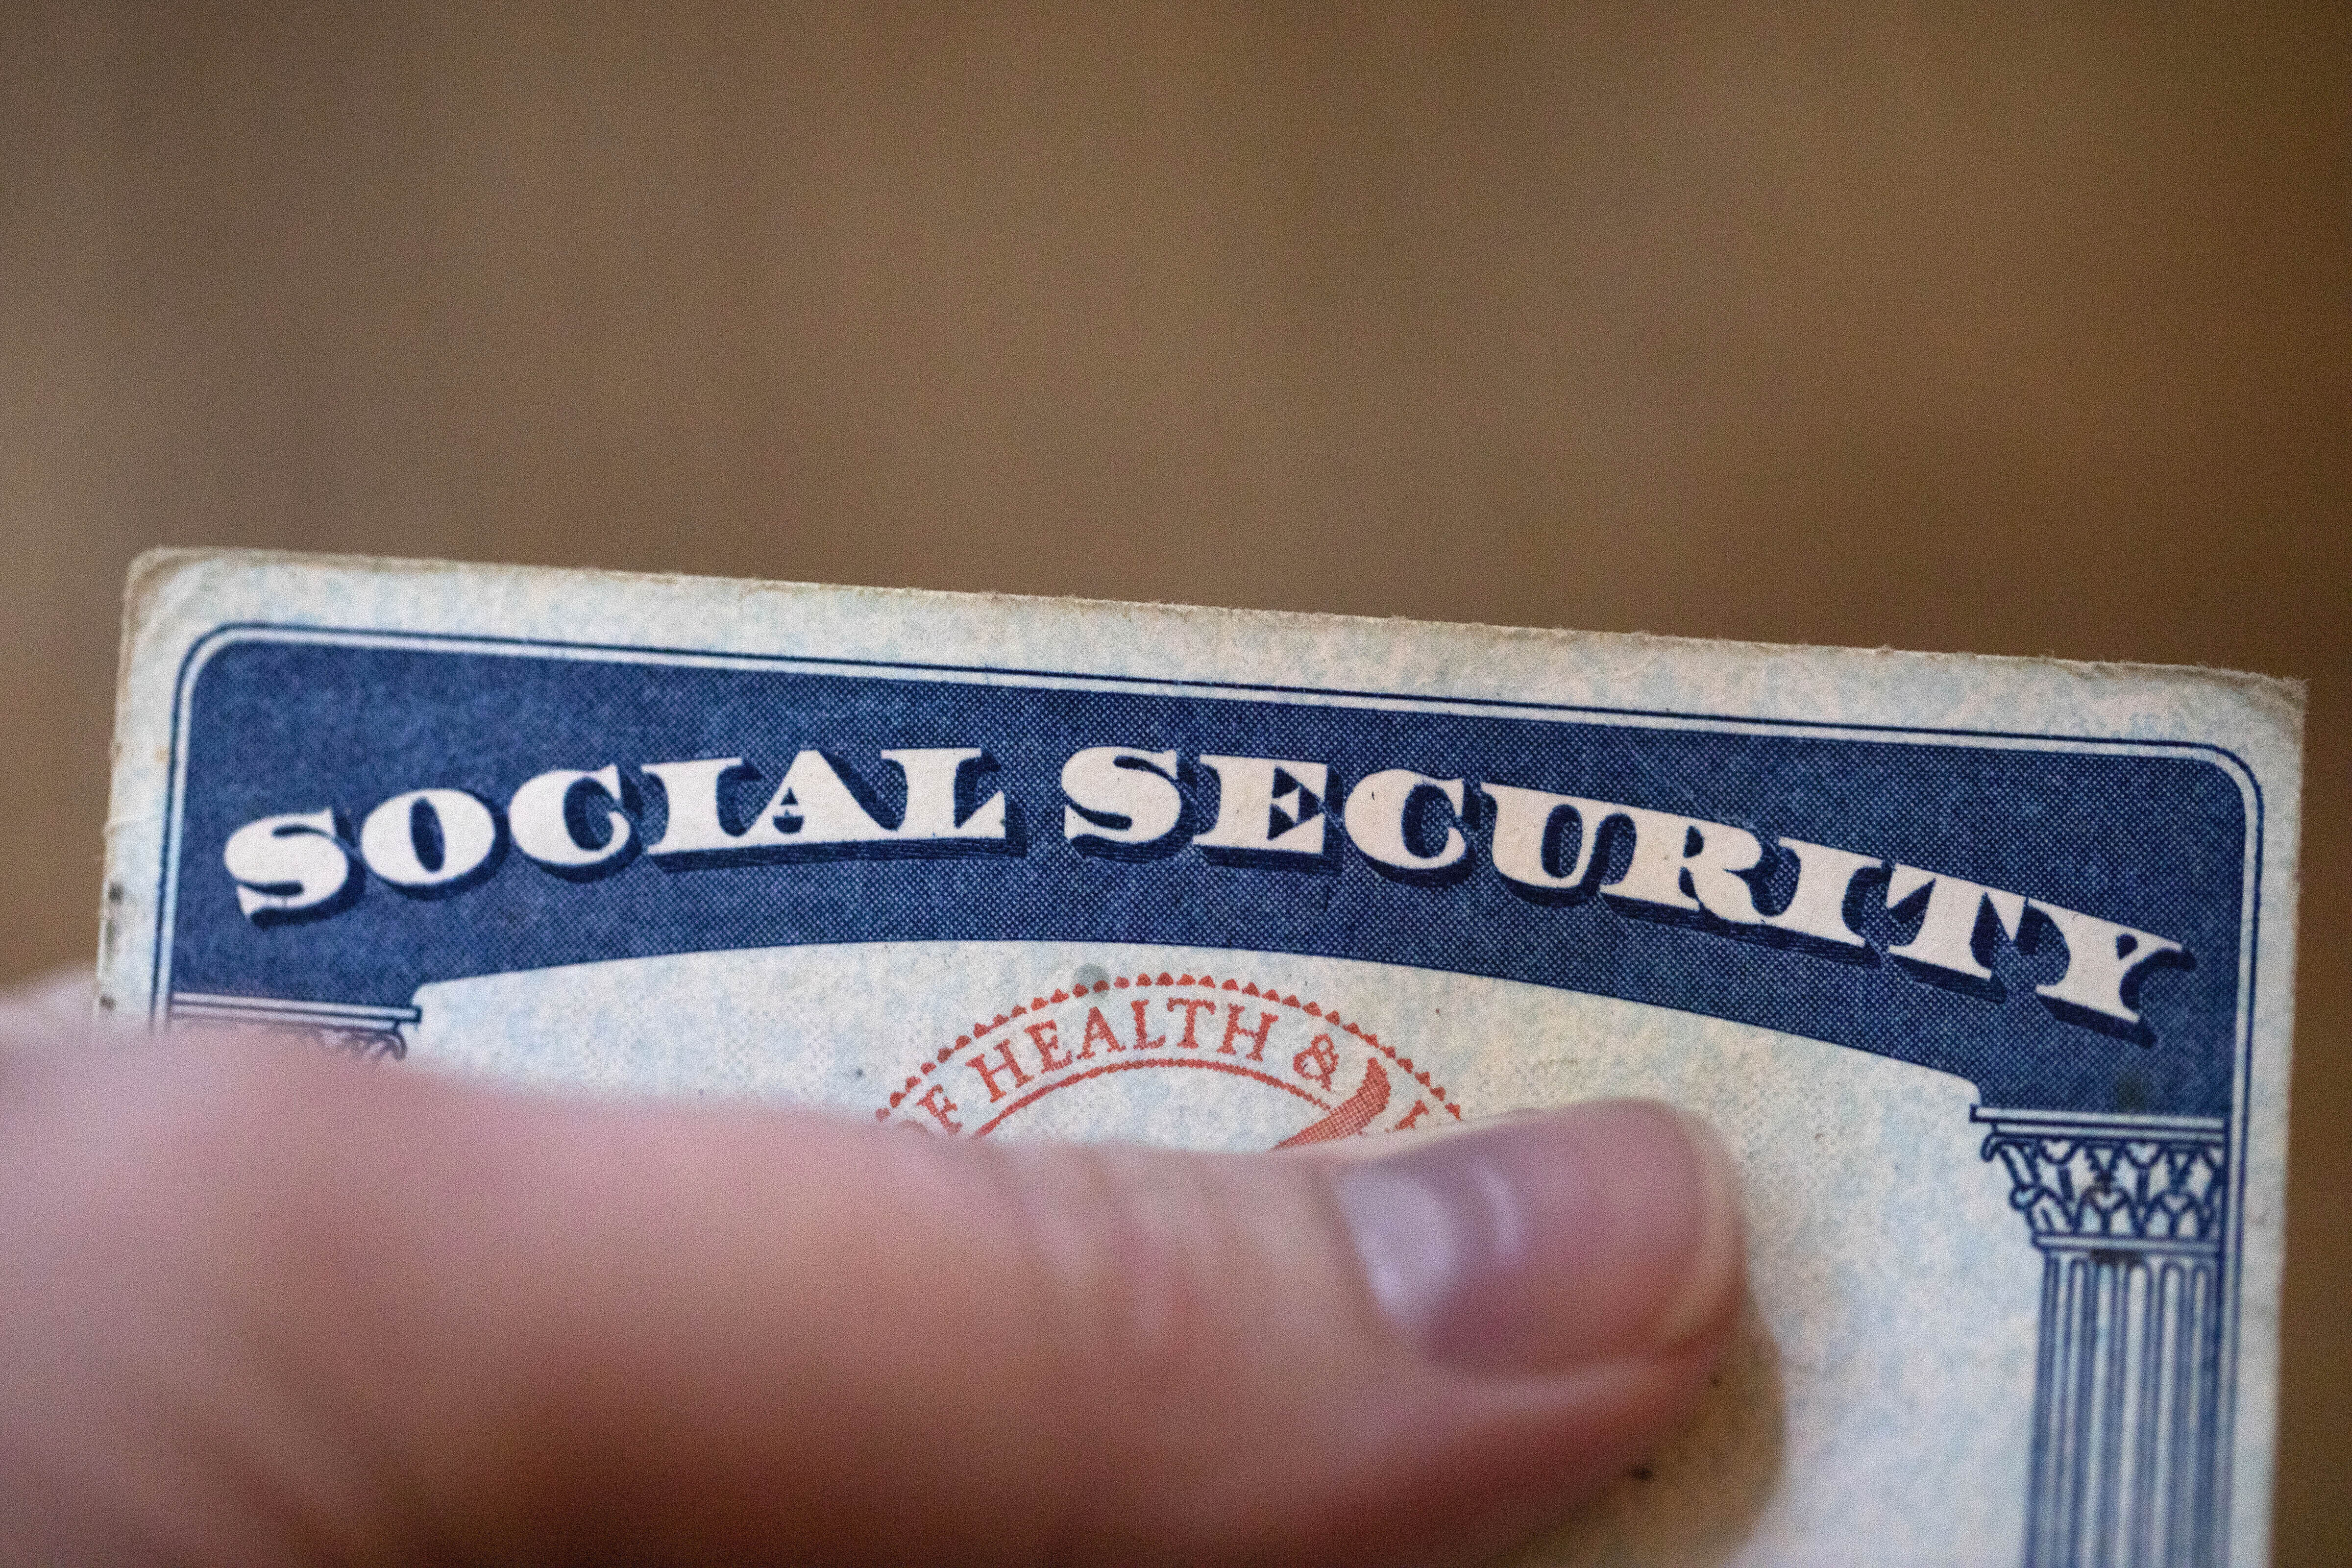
[3,2,2343,1559]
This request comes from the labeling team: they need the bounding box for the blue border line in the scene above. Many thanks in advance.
[166,620,2296,750]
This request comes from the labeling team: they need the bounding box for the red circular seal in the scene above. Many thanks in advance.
[873,968,1464,1148]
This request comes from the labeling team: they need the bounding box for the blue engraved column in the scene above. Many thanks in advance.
[1974,1108,2230,1568]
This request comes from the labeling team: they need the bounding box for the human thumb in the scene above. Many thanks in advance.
[0,1018,1741,1567]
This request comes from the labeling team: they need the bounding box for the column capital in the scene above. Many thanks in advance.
[1971,1106,2227,1253]
[168,991,416,1062]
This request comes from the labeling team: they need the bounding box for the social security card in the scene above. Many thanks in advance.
[97,550,2303,1568]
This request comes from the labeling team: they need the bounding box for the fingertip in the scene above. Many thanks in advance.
[1652,1104,1745,1352]
[1330,1099,1746,1376]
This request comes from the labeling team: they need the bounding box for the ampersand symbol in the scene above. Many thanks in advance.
[1292,1033,1339,1092]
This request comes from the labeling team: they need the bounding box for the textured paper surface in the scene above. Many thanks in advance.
[98,550,2302,1567]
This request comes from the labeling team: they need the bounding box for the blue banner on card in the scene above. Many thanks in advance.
[157,630,2254,1119]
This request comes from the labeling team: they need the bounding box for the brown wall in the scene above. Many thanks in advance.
[3,3,2343,1557]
